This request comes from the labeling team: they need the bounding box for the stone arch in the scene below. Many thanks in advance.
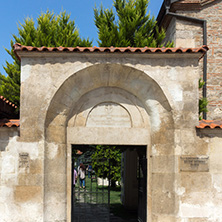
[45,64,172,136]
[66,86,151,145]
[44,63,175,222]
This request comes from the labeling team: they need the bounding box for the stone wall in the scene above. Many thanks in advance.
[175,128,222,221]
[0,128,44,222]
[0,128,18,151]
[164,0,222,119]
[1,127,222,221]
[1,48,221,222]
[20,51,199,222]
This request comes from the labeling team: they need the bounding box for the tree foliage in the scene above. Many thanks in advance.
[199,78,208,119]
[94,0,173,47]
[91,145,121,187]
[0,10,92,108]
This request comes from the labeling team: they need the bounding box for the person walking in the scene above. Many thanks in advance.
[78,163,86,188]
[87,163,93,178]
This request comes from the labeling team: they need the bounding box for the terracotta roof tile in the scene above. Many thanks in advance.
[13,43,208,60]
[0,119,20,127]
[76,150,83,155]
[0,95,17,109]
[196,120,222,129]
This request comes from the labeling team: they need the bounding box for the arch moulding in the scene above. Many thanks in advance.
[44,63,175,222]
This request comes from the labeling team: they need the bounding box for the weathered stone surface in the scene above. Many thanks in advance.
[14,185,42,202]
[152,189,175,214]
[164,0,222,120]
[152,156,176,173]
[1,39,222,222]
[180,173,212,192]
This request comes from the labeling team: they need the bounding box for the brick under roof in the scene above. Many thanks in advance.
[13,43,208,60]
[170,0,218,10]
[178,0,216,5]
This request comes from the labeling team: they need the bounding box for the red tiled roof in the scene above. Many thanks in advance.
[0,95,17,109]
[76,150,83,155]
[196,120,222,129]
[13,43,208,60]
[0,119,20,127]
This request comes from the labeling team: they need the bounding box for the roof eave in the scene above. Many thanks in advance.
[13,43,208,61]
[157,0,181,27]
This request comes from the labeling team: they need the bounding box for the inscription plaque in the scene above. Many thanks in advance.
[19,153,30,169]
[86,102,131,127]
[180,156,209,172]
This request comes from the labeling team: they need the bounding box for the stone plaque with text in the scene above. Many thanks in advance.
[180,156,209,172]
[86,102,131,127]
[19,153,30,169]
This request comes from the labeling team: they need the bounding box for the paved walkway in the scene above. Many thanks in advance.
[72,202,138,222]
[72,188,138,222]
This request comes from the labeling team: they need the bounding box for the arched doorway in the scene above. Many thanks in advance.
[44,64,174,222]
[66,85,150,221]
[71,144,147,222]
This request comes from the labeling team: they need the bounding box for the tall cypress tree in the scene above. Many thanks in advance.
[94,0,173,47]
[0,10,92,108]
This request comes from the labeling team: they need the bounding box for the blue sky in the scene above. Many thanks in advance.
[0,0,163,75]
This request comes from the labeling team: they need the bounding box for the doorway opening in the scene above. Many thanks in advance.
[71,145,147,222]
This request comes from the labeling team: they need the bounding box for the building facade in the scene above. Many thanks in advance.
[158,0,222,120]
[0,1,222,221]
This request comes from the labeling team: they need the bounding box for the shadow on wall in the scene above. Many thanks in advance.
[196,128,222,138]
[0,128,19,151]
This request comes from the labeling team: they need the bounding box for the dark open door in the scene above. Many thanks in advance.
[138,151,147,222]
[71,145,147,222]
[71,148,111,222]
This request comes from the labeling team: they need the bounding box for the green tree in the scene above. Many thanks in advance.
[91,145,121,187]
[0,10,92,108]
[94,0,173,47]
[199,78,208,119]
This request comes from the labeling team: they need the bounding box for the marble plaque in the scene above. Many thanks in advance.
[86,102,131,127]
[19,153,30,169]
[180,156,209,172]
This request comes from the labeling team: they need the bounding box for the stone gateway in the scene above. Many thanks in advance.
[1,44,220,222]
[1,1,222,219]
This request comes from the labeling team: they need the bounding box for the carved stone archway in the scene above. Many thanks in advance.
[44,64,174,222]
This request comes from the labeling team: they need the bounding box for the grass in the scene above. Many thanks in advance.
[74,177,137,220]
